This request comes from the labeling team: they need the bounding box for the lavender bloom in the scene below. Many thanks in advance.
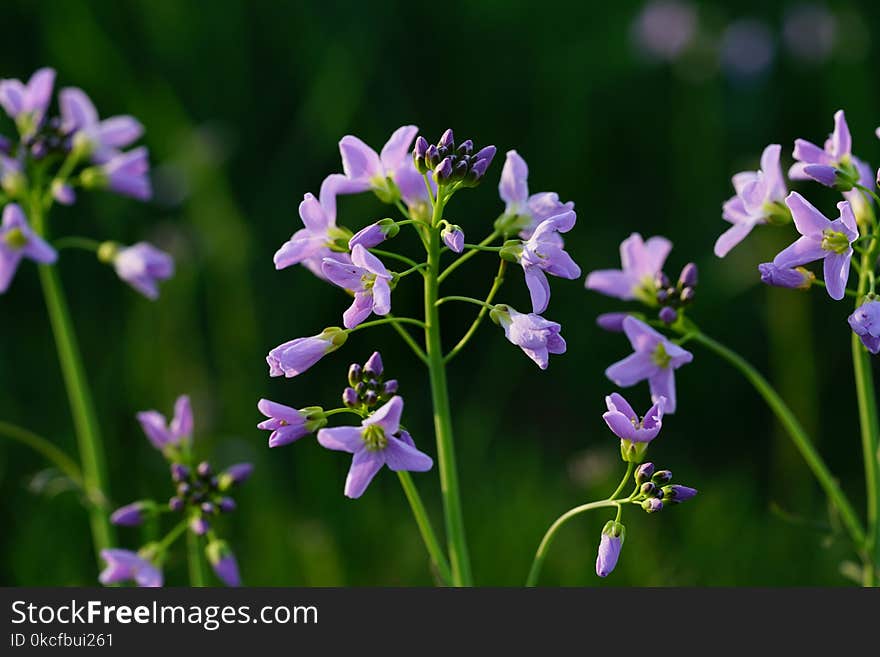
[83,147,151,200]
[394,161,435,219]
[606,316,693,413]
[603,393,665,443]
[596,521,625,578]
[337,125,419,198]
[490,305,566,370]
[630,1,696,61]
[348,218,399,249]
[257,399,326,447]
[322,244,392,328]
[207,540,241,587]
[586,233,672,302]
[110,502,148,527]
[59,87,143,163]
[441,224,464,253]
[218,463,254,489]
[715,144,787,257]
[267,328,347,378]
[663,484,698,503]
[507,211,581,313]
[0,154,24,195]
[596,312,630,333]
[99,549,162,587]
[136,395,194,452]
[758,262,814,289]
[0,67,55,138]
[498,150,575,239]
[109,242,174,300]
[316,397,432,498]
[848,301,880,354]
[0,204,57,293]
[773,192,858,300]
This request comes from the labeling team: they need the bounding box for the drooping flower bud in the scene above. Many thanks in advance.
[441,224,465,253]
[596,520,625,577]
[217,463,254,491]
[206,540,241,587]
[662,484,698,504]
[651,469,673,485]
[110,501,153,527]
[758,263,815,290]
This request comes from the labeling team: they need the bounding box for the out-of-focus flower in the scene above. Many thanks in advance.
[98,241,173,300]
[0,67,55,139]
[719,20,775,81]
[848,300,880,354]
[81,146,152,201]
[137,395,194,452]
[496,150,574,238]
[59,87,143,163]
[783,4,836,65]
[337,125,419,202]
[586,233,671,303]
[99,549,162,587]
[206,540,241,587]
[0,204,57,294]
[630,1,697,61]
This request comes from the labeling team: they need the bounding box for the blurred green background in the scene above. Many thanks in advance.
[1,0,879,586]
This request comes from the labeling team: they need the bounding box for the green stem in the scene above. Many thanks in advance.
[689,330,866,552]
[425,196,472,586]
[0,420,87,493]
[387,314,428,364]
[437,229,501,283]
[812,279,858,298]
[855,183,880,206]
[155,519,188,554]
[526,463,635,587]
[346,316,426,332]
[461,244,502,252]
[396,263,428,278]
[397,472,453,585]
[444,260,507,364]
[369,249,419,269]
[30,202,115,563]
[435,295,496,310]
[187,529,207,586]
[53,236,101,252]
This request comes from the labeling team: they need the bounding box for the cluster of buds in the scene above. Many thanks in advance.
[654,262,698,325]
[342,351,397,411]
[168,461,252,534]
[633,462,697,513]
[412,129,496,187]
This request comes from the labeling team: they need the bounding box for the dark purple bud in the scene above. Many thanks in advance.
[465,157,490,185]
[414,136,428,158]
[656,288,669,303]
[758,263,814,290]
[596,312,629,333]
[680,287,696,304]
[191,490,206,504]
[640,482,656,496]
[654,271,670,289]
[363,351,383,378]
[457,139,473,156]
[438,129,455,150]
[473,145,496,166]
[201,502,217,515]
[355,381,366,395]
[363,390,379,406]
[218,497,237,513]
[663,484,698,503]
[425,144,440,169]
[382,379,398,396]
[635,462,655,483]
[218,463,254,490]
[209,476,219,489]
[679,263,698,288]
[652,469,673,485]
[0,135,11,154]
[169,496,184,512]
[206,540,241,587]
[171,463,190,483]
[110,501,148,527]
[366,378,379,389]
[641,498,663,513]
[30,141,48,159]
[659,306,678,324]
[452,159,468,181]
[434,157,453,184]
[342,386,359,407]
[197,461,212,478]
[190,516,209,536]
[348,363,362,386]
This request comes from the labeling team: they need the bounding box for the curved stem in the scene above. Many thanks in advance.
[387,314,428,364]
[812,279,858,298]
[437,229,501,284]
[0,420,86,492]
[368,249,419,269]
[29,201,115,563]
[689,329,866,551]
[53,236,101,252]
[186,529,206,586]
[526,464,635,587]
[855,183,880,206]
[397,471,453,586]
[435,295,495,311]
[461,244,502,253]
[346,316,426,333]
[444,261,507,364]
[396,263,428,278]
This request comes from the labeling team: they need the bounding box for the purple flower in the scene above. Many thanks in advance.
[596,312,630,333]
[59,87,143,163]
[585,233,672,302]
[190,516,209,536]
[206,540,241,587]
[849,301,880,354]
[498,150,575,239]
[52,180,76,205]
[0,153,24,194]
[266,327,348,378]
[348,218,399,250]
[109,242,174,300]
[99,549,162,587]
[441,224,464,253]
[715,144,787,257]
[596,521,625,578]
[642,498,663,513]
[316,397,432,499]
[662,484,698,503]
[508,211,581,313]
[85,147,151,201]
[337,125,419,199]
[110,502,149,527]
[257,399,326,447]
[0,67,55,138]
[757,262,814,289]
[0,204,57,294]
[490,305,566,370]
[136,395,194,452]
[773,192,858,300]
[606,316,693,414]
[394,160,435,219]
[274,179,352,280]
[790,110,862,186]
[322,244,392,328]
[603,393,665,443]
[218,463,254,490]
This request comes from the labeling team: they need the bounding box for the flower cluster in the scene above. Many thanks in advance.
[99,395,252,587]
[343,352,398,411]
[0,67,172,299]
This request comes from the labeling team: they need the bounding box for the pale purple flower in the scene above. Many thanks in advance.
[498,150,575,238]
[136,395,194,452]
[257,399,325,447]
[0,153,23,193]
[715,144,787,257]
[0,204,57,293]
[51,180,76,205]
[512,211,581,313]
[218,463,254,489]
[266,327,347,378]
[603,393,665,443]
[490,305,566,370]
[783,4,836,64]
[719,20,775,81]
[596,312,630,333]
[757,262,814,289]
[630,1,696,61]
[585,233,671,302]
[322,244,392,328]
[337,125,419,197]
[207,541,241,587]
[99,549,162,587]
[275,178,352,280]
[596,521,625,578]
[90,147,152,200]
[0,67,55,138]
[662,484,698,503]
[394,160,435,217]
[848,300,880,354]
[111,242,174,300]
[348,218,399,250]
[190,516,209,536]
[110,501,149,527]
[606,316,693,414]
[773,192,858,300]
[316,397,432,499]
[441,224,464,253]
[59,87,143,163]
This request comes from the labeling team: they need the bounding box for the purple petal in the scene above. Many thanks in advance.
[342,292,375,329]
[383,436,433,472]
[606,352,657,387]
[322,256,365,290]
[25,68,55,116]
[339,135,382,182]
[838,200,858,235]
[317,426,363,453]
[596,312,629,332]
[379,125,418,172]
[622,316,663,352]
[832,109,851,158]
[603,410,637,441]
[823,251,852,300]
[364,396,403,435]
[714,220,756,257]
[760,144,786,200]
[605,392,637,420]
[773,235,826,269]
[299,193,331,232]
[371,277,391,315]
[792,139,831,170]
[319,173,367,219]
[170,395,193,440]
[524,266,551,314]
[596,534,622,578]
[136,410,172,450]
[585,269,635,300]
[351,243,389,277]
[344,449,384,498]
[648,368,677,414]
[95,116,144,149]
[59,87,98,132]
[258,398,304,424]
[499,150,529,207]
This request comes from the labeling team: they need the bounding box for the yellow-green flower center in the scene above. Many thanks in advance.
[362,424,387,452]
[3,227,28,250]
[821,229,850,254]
[652,342,672,369]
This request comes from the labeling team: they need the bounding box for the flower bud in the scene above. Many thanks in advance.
[457,139,473,156]
[434,157,453,184]
[110,501,152,526]
[425,144,440,169]
[499,239,524,263]
[438,128,455,150]
[206,540,241,587]
[364,351,383,378]
[197,461,212,478]
[342,386,359,407]
[654,271,670,290]
[652,469,673,485]
[680,287,696,304]
[169,496,184,512]
[635,462,655,483]
[218,497,236,513]
[596,520,625,578]
[363,390,379,406]
[641,498,663,513]
[441,224,465,253]
[640,481,656,496]
[658,306,677,324]
[382,379,398,396]
[217,463,254,491]
[348,363,362,387]
[678,262,698,288]
[189,516,210,536]
[171,463,190,483]
[413,136,429,174]
[662,484,698,504]
[758,263,814,290]
[201,502,217,515]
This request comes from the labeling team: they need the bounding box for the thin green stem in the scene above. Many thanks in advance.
[424,196,472,586]
[369,249,419,269]
[397,471,453,585]
[387,314,428,364]
[186,529,207,586]
[855,183,880,207]
[437,229,501,284]
[525,464,635,587]
[688,329,866,552]
[461,244,502,253]
[394,200,412,220]
[29,199,115,563]
[0,420,87,493]
[812,279,858,298]
[155,519,188,554]
[444,260,507,364]
[346,316,426,333]
[396,263,428,278]
[435,295,496,311]
[53,236,101,252]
